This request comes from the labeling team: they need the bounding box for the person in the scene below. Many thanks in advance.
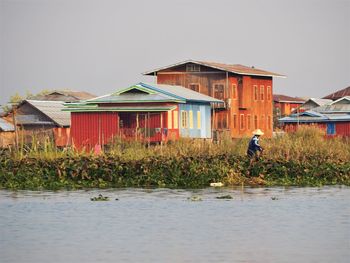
[247,129,264,162]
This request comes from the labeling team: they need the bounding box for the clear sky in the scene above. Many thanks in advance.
[0,0,349,106]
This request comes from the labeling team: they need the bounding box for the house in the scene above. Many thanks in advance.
[279,96,350,137]
[273,94,305,116]
[323,86,350,101]
[32,90,96,102]
[298,98,332,112]
[0,118,15,147]
[4,100,71,146]
[64,82,222,149]
[143,59,285,138]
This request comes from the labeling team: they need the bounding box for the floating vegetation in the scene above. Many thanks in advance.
[188,196,202,201]
[90,194,109,201]
[216,195,233,199]
[271,197,278,200]
[0,126,349,190]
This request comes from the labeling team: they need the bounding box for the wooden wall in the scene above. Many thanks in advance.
[156,64,274,138]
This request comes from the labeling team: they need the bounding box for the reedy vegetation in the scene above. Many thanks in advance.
[0,126,349,189]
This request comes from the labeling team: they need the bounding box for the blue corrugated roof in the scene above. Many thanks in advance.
[0,118,15,132]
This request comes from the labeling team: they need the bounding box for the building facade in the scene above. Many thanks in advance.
[65,82,222,149]
[144,60,284,138]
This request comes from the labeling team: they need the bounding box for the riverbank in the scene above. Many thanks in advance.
[0,127,349,189]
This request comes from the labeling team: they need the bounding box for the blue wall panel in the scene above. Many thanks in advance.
[179,103,211,138]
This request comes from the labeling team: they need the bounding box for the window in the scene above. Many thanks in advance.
[247,115,251,130]
[260,85,264,101]
[189,110,193,129]
[222,114,228,129]
[186,64,200,72]
[181,111,188,128]
[254,85,258,101]
[173,111,178,129]
[233,114,237,129]
[197,111,201,129]
[267,86,271,100]
[189,83,200,92]
[267,115,271,130]
[168,110,172,129]
[261,115,265,129]
[240,114,245,130]
[254,115,258,129]
[213,84,225,100]
[232,84,237,99]
[327,123,335,135]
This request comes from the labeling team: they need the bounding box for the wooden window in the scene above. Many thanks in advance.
[254,115,258,129]
[186,64,200,72]
[261,115,265,129]
[254,85,258,101]
[189,110,193,129]
[232,84,237,99]
[267,115,271,130]
[222,114,228,129]
[173,111,178,129]
[181,111,188,128]
[213,84,225,100]
[267,86,271,100]
[197,111,201,129]
[233,114,237,129]
[240,114,245,130]
[260,85,265,101]
[189,83,200,92]
[168,111,172,129]
[247,115,251,130]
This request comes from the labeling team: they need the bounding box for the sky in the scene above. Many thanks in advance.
[0,0,349,106]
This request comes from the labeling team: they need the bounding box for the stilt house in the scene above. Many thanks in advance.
[64,82,222,149]
[143,60,285,138]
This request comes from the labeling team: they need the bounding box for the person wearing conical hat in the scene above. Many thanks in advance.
[247,129,264,162]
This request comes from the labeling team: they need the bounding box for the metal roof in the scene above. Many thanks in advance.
[32,90,96,102]
[65,105,177,113]
[323,86,350,100]
[273,94,305,103]
[139,82,223,103]
[0,118,15,132]
[25,100,71,127]
[312,97,350,113]
[143,59,285,78]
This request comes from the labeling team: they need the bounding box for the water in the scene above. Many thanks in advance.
[0,187,349,263]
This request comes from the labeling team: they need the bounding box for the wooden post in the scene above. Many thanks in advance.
[136,113,139,141]
[12,105,19,150]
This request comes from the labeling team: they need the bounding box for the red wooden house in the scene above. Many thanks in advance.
[143,60,285,138]
[273,94,305,116]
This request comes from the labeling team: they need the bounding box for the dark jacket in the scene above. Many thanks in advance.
[247,135,263,157]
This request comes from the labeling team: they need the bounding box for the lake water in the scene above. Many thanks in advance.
[0,187,349,263]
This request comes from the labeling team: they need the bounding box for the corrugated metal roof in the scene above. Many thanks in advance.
[33,90,96,102]
[139,82,223,103]
[273,94,305,103]
[65,105,177,112]
[25,100,70,127]
[85,92,181,104]
[309,98,332,106]
[143,59,285,78]
[0,118,15,132]
[323,86,350,100]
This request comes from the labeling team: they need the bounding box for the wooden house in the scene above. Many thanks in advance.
[32,90,96,102]
[273,94,305,116]
[143,60,285,138]
[279,96,350,137]
[298,98,332,112]
[4,100,71,146]
[64,82,222,149]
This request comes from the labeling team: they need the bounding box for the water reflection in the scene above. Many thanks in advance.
[0,186,349,263]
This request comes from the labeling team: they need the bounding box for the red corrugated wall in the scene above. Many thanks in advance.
[71,112,118,149]
[336,122,350,137]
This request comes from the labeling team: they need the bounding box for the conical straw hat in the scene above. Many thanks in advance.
[252,129,264,136]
